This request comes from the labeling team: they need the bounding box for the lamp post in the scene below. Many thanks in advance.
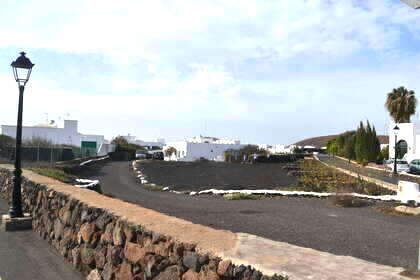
[9,52,34,218]
[393,125,400,176]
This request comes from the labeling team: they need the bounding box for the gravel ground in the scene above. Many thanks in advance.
[87,161,420,270]
[135,160,298,191]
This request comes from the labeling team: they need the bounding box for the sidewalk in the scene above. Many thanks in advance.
[0,198,83,280]
[226,233,412,280]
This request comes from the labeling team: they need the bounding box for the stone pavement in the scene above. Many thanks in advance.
[224,233,413,280]
[0,198,83,280]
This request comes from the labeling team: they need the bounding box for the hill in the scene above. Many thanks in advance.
[294,134,388,148]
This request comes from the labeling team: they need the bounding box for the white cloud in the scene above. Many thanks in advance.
[2,0,420,143]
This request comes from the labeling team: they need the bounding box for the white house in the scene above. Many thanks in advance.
[1,120,112,156]
[163,136,243,162]
[388,122,420,163]
[268,144,297,154]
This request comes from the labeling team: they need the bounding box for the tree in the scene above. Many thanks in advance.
[326,139,338,155]
[0,134,15,148]
[385,86,417,123]
[164,146,177,157]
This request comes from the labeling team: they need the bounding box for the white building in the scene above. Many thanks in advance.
[268,144,297,154]
[1,120,112,156]
[163,136,243,162]
[388,122,420,162]
[120,135,165,150]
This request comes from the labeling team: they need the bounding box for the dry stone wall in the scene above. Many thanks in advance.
[0,168,284,280]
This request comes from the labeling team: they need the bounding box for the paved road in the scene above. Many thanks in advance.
[92,161,420,270]
[0,199,83,280]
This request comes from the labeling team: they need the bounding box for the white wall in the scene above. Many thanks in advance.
[164,141,243,162]
[1,120,105,153]
[388,122,416,161]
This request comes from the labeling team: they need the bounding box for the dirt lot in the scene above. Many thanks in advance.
[136,160,298,191]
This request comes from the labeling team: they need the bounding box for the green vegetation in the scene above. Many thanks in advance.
[223,193,259,200]
[326,120,380,164]
[111,136,145,152]
[0,134,15,148]
[385,86,417,123]
[29,168,75,183]
[297,160,396,196]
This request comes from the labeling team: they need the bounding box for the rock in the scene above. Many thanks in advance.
[80,223,96,243]
[182,270,199,280]
[95,247,107,269]
[172,243,184,258]
[183,251,200,272]
[113,224,125,246]
[96,213,113,230]
[101,223,114,244]
[101,262,116,280]
[60,206,72,226]
[198,270,220,280]
[54,220,64,240]
[116,261,132,280]
[70,206,81,226]
[132,272,145,280]
[72,248,81,268]
[198,255,209,266]
[217,260,232,277]
[81,247,96,265]
[154,241,171,257]
[154,265,181,280]
[233,265,247,277]
[87,269,103,280]
[107,246,124,266]
[125,242,146,264]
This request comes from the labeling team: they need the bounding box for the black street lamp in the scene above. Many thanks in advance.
[393,125,400,176]
[9,52,34,218]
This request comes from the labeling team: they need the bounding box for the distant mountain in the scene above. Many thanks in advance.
[294,135,337,149]
[294,134,388,148]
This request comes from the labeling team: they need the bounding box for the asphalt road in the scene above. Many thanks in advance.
[0,199,83,280]
[91,161,420,270]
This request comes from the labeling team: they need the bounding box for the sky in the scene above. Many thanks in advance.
[1,0,420,145]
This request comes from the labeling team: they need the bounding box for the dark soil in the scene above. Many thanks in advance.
[136,160,298,191]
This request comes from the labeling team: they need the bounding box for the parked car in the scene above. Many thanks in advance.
[409,159,420,174]
[135,150,148,159]
[152,151,164,160]
[386,159,410,173]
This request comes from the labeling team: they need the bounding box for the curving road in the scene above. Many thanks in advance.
[91,161,420,270]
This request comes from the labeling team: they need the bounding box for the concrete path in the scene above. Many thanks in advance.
[228,233,410,280]
[0,198,83,280]
[91,161,420,270]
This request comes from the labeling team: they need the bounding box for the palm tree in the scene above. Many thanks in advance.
[385,86,417,123]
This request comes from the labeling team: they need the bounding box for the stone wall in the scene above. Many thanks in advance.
[0,167,285,280]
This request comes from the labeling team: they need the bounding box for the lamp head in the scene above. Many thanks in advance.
[11,52,35,86]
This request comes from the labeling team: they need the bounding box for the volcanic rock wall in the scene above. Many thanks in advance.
[0,167,284,280]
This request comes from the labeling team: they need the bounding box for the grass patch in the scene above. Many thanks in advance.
[224,193,259,200]
[296,160,396,196]
[29,168,75,183]
[143,184,165,191]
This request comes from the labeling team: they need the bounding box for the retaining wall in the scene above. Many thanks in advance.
[0,166,282,280]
